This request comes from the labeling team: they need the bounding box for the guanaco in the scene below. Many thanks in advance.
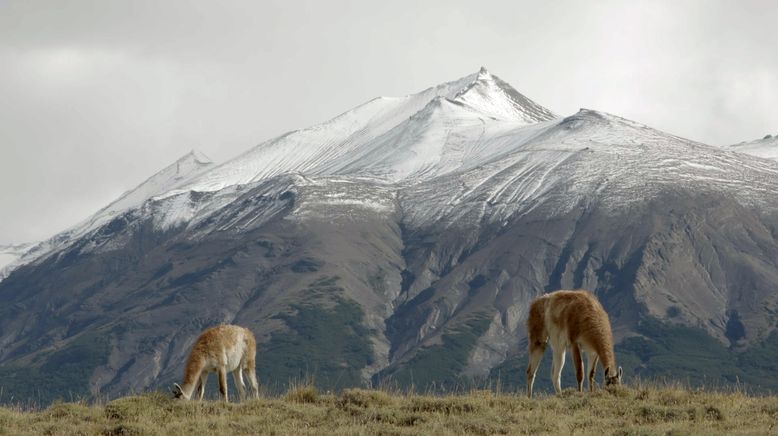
[172,324,260,402]
[526,290,622,397]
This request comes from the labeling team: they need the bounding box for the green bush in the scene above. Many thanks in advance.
[378,313,492,391]
[256,277,374,392]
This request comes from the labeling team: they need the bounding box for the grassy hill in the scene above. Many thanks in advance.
[1,384,777,435]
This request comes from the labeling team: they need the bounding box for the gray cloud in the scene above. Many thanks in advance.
[1,0,776,243]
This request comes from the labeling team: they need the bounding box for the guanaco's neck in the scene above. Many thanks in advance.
[593,340,616,373]
[180,354,205,399]
[601,349,617,374]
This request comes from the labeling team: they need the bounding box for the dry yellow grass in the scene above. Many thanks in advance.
[1,384,777,435]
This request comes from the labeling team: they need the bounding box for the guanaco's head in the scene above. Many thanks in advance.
[604,366,623,386]
[172,383,189,400]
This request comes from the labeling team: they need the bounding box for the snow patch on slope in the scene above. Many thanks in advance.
[727,135,778,161]
[0,243,36,275]
[290,177,398,220]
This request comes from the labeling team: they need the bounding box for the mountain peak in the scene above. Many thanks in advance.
[450,69,556,123]
[184,149,213,165]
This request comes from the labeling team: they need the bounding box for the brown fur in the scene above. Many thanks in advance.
[526,290,622,397]
[172,324,259,402]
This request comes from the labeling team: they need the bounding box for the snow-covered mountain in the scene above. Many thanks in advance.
[727,134,778,161]
[1,68,555,278]
[2,68,778,403]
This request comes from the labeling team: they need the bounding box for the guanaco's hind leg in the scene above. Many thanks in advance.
[572,343,584,392]
[526,341,546,398]
[551,346,566,394]
[246,368,259,399]
[587,353,599,391]
[217,367,229,402]
[232,369,246,402]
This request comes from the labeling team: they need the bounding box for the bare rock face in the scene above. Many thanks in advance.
[2,70,778,403]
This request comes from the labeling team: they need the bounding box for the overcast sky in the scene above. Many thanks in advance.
[1,0,776,244]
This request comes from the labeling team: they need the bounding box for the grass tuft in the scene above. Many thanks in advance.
[704,405,725,421]
[284,382,319,404]
[405,396,480,414]
[338,388,392,408]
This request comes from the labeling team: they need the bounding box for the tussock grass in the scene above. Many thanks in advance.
[1,384,778,435]
[283,381,319,404]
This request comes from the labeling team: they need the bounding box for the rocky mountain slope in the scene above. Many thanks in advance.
[2,69,778,403]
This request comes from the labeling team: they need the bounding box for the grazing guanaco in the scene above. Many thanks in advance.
[526,290,622,397]
[172,324,260,402]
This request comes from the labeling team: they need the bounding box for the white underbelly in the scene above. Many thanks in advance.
[224,347,245,370]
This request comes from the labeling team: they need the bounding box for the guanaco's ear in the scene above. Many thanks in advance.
[617,366,623,379]
[604,367,610,377]
[172,383,183,397]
